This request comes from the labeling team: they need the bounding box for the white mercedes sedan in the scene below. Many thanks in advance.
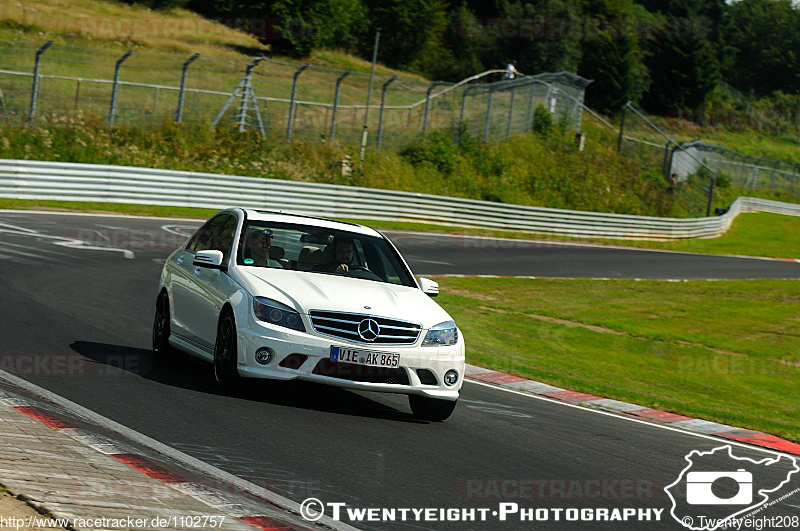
[153,209,465,421]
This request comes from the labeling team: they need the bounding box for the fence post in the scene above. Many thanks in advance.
[422,81,446,133]
[74,79,81,110]
[176,53,200,123]
[573,84,586,132]
[526,81,537,132]
[770,159,780,188]
[616,101,629,153]
[483,87,495,142]
[286,64,310,141]
[505,86,516,139]
[661,140,672,180]
[360,29,381,162]
[705,171,718,217]
[109,50,133,128]
[28,41,53,125]
[376,76,398,151]
[458,85,476,145]
[329,70,352,140]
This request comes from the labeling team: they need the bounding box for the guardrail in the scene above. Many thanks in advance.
[1,159,799,240]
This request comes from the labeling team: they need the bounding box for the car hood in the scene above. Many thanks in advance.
[235,268,452,328]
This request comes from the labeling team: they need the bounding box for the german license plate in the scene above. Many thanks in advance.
[330,346,400,368]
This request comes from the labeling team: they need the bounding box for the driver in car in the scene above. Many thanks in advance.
[317,237,356,274]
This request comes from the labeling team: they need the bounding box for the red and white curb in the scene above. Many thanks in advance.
[464,365,800,456]
[0,392,314,531]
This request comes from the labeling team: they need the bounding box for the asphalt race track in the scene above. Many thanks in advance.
[384,231,800,279]
[1,211,799,530]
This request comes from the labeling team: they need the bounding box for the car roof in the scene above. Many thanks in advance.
[239,209,383,238]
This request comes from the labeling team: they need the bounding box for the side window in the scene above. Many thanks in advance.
[186,215,228,253]
[215,215,237,263]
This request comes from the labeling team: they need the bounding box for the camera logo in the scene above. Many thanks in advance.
[686,469,752,505]
[665,445,798,531]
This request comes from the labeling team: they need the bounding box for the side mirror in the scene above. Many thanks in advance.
[194,250,226,270]
[418,277,439,297]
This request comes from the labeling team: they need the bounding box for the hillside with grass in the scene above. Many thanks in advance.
[0,0,418,76]
[0,0,798,220]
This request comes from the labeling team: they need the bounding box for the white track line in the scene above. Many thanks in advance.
[465,379,798,460]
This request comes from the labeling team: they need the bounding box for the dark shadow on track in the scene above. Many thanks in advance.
[69,340,425,424]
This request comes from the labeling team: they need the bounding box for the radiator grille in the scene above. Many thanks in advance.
[309,310,421,345]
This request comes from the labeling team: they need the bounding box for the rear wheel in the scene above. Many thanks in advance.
[213,311,240,389]
[152,291,173,356]
[409,395,457,422]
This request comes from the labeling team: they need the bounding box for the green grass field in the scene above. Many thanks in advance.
[435,277,800,442]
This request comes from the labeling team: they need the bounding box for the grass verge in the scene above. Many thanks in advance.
[435,277,800,442]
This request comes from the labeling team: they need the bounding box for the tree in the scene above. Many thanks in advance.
[637,0,724,113]
[270,0,369,56]
[723,0,800,97]
[434,3,497,80]
[497,0,583,75]
[578,0,649,113]
[361,0,449,71]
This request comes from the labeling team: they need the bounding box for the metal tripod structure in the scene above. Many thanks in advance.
[212,57,266,136]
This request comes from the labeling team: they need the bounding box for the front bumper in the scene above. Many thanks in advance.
[236,317,465,400]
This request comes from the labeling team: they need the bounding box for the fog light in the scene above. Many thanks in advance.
[444,369,459,386]
[255,348,273,365]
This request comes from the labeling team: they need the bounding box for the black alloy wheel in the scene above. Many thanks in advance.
[213,311,240,389]
[409,395,458,422]
[152,292,173,356]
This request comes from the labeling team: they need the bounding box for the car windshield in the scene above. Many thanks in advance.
[236,221,416,287]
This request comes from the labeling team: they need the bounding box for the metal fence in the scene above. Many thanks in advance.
[616,102,681,180]
[613,102,800,214]
[670,140,800,195]
[2,158,799,240]
[0,40,591,150]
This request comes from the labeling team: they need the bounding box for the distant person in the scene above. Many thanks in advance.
[504,61,518,80]
[668,173,678,194]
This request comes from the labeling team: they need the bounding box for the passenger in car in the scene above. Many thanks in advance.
[244,229,284,268]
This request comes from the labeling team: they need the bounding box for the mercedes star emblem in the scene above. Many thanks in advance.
[357,318,380,341]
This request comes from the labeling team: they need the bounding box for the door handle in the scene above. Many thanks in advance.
[176,256,184,265]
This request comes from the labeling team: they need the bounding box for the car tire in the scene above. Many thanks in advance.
[409,395,457,422]
[213,310,240,389]
[152,291,173,356]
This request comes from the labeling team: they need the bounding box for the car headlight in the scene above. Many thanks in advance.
[253,297,305,332]
[422,320,458,346]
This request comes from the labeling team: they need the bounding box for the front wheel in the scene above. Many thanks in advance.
[152,291,173,356]
[409,395,457,422]
[213,311,240,389]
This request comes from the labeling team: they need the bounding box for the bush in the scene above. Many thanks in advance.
[715,172,732,188]
[399,130,458,174]
[532,104,554,136]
